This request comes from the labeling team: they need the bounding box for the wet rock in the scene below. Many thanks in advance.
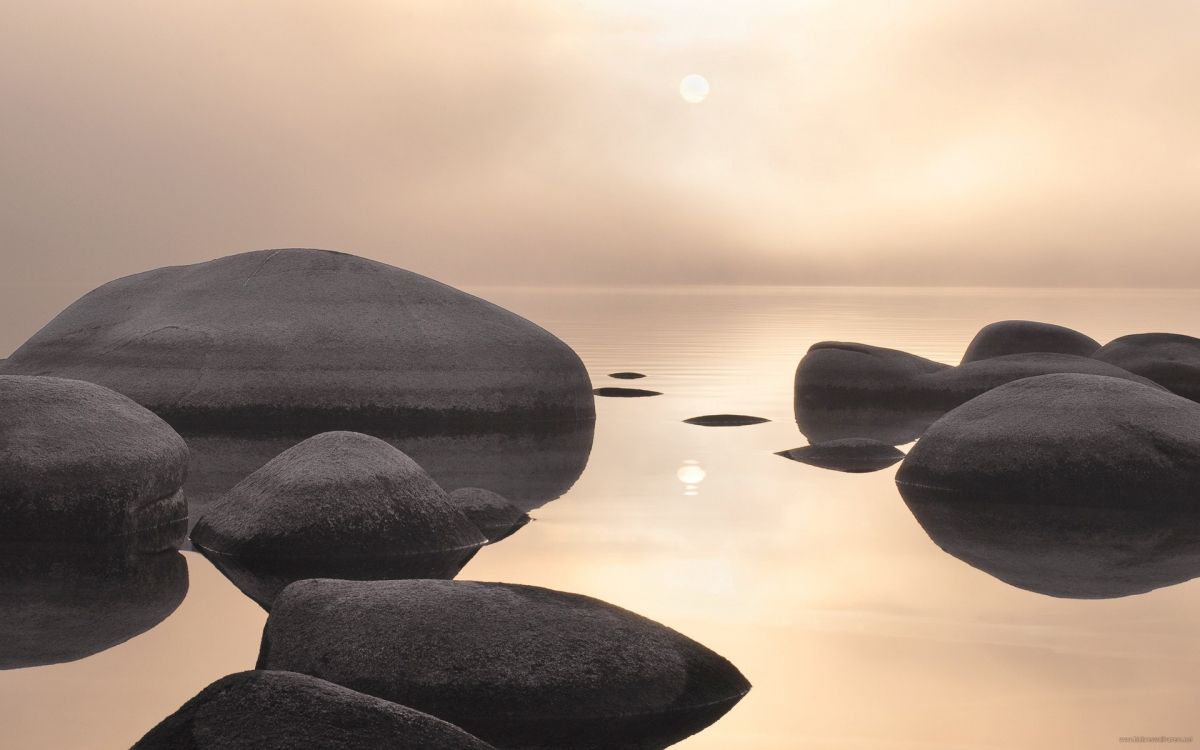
[897,373,1200,511]
[0,249,594,431]
[258,579,752,750]
[1093,332,1200,401]
[795,403,942,446]
[683,414,770,427]
[776,438,904,473]
[448,488,530,543]
[921,352,1160,405]
[594,387,661,398]
[608,372,647,380]
[191,432,485,607]
[132,670,493,750]
[960,320,1100,363]
[0,375,189,544]
[0,542,188,669]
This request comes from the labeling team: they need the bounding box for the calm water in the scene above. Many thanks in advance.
[4,286,1200,749]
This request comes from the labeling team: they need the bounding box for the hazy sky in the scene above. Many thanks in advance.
[3,0,1199,293]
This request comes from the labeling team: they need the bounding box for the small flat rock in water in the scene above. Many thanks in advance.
[593,387,661,398]
[960,320,1100,363]
[0,375,188,544]
[447,488,530,543]
[132,670,493,750]
[258,579,751,750]
[776,438,904,473]
[684,414,770,427]
[1093,332,1200,402]
[608,372,647,379]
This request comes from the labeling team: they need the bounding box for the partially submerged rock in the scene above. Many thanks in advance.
[0,375,189,544]
[960,320,1100,363]
[258,579,751,750]
[1093,332,1200,402]
[448,488,530,543]
[683,415,770,427]
[0,249,595,431]
[776,438,904,473]
[132,670,493,750]
[593,387,661,398]
[608,372,646,380]
[191,432,485,607]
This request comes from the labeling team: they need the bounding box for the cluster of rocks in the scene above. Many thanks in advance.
[2,249,750,748]
[792,319,1200,596]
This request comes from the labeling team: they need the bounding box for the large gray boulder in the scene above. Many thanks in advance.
[0,375,189,544]
[258,579,751,750]
[1093,332,1200,402]
[132,670,493,750]
[0,249,594,431]
[192,432,486,607]
[447,488,530,543]
[960,320,1100,363]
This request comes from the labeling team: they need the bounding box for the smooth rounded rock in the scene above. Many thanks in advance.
[608,372,646,380]
[1093,332,1200,401]
[960,320,1100,363]
[683,415,770,427]
[594,387,661,398]
[0,249,595,431]
[776,438,904,473]
[132,670,493,750]
[258,579,752,750]
[896,373,1200,510]
[0,375,189,544]
[447,488,530,543]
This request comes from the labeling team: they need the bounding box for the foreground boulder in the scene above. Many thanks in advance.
[192,432,485,606]
[258,579,751,750]
[1093,332,1200,401]
[776,438,904,473]
[896,373,1200,510]
[132,670,493,750]
[960,320,1100,363]
[0,375,189,544]
[447,488,530,543]
[0,249,594,431]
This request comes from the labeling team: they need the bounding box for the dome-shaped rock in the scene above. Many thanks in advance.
[258,579,752,750]
[0,249,594,431]
[960,320,1100,363]
[191,432,486,606]
[776,438,904,473]
[1093,332,1200,402]
[132,670,493,750]
[0,375,189,544]
[447,488,530,543]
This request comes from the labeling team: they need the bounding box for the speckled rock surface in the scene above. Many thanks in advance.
[776,438,904,473]
[132,670,494,750]
[258,579,751,750]
[0,249,594,431]
[960,320,1100,363]
[447,488,530,543]
[896,373,1200,510]
[1093,332,1200,401]
[0,375,189,543]
[0,545,188,669]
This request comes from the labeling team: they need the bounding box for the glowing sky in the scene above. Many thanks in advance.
[2,0,1199,293]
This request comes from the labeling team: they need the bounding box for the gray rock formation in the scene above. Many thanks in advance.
[132,670,493,750]
[776,438,904,473]
[1093,332,1200,401]
[960,320,1100,363]
[447,488,530,543]
[258,579,751,750]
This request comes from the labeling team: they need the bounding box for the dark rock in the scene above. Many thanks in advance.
[960,320,1100,363]
[795,403,942,446]
[0,249,595,431]
[0,542,188,669]
[594,387,661,398]
[448,488,530,543]
[191,432,485,607]
[132,670,493,750]
[683,414,770,427]
[258,579,751,750]
[776,438,904,473]
[1093,332,1200,401]
[608,372,647,380]
[0,375,189,544]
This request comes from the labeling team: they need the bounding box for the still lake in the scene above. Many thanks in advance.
[3,286,1200,749]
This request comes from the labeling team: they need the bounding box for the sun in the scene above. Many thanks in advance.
[679,74,710,104]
